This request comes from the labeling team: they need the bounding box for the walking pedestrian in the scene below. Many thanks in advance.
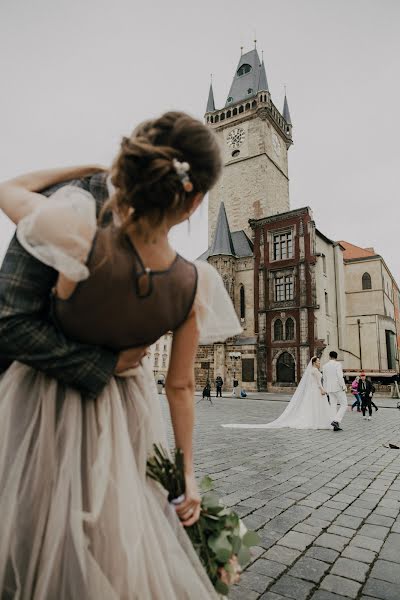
[359,372,374,420]
[215,375,223,397]
[351,376,362,412]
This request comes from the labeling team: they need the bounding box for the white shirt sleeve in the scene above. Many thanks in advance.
[337,362,346,388]
[16,185,97,282]
[193,260,243,344]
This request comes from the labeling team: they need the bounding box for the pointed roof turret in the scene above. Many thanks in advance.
[283,94,292,125]
[257,60,269,92]
[210,202,235,257]
[206,82,215,113]
[225,48,262,106]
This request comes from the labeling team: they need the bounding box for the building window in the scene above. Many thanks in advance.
[362,272,372,290]
[237,64,252,76]
[274,319,283,340]
[162,355,167,368]
[273,231,293,260]
[156,343,159,351]
[325,292,329,315]
[240,285,245,320]
[275,275,294,302]
[242,358,255,382]
[154,354,159,368]
[276,352,295,383]
[163,345,167,351]
[322,254,327,275]
[327,332,330,345]
[285,318,295,340]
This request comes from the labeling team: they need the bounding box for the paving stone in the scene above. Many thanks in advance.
[305,546,339,563]
[370,559,400,585]
[248,558,287,579]
[391,521,400,533]
[350,534,384,552]
[277,531,315,551]
[289,557,329,583]
[363,577,400,600]
[229,585,259,600]
[312,507,342,522]
[330,557,369,582]
[315,533,348,552]
[344,506,371,518]
[311,592,352,600]
[269,575,314,600]
[258,529,284,550]
[240,571,274,594]
[258,592,287,600]
[374,506,399,518]
[263,545,301,566]
[334,514,364,529]
[365,514,395,527]
[358,524,390,540]
[294,523,324,537]
[327,525,355,539]
[320,574,362,598]
[341,545,376,563]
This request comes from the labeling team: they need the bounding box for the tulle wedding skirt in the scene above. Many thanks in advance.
[0,361,217,600]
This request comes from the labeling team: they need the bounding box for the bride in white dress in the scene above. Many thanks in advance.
[223,357,336,430]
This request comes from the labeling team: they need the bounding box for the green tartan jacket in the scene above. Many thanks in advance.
[0,172,117,398]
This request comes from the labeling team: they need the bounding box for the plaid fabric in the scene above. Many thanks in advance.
[0,172,117,397]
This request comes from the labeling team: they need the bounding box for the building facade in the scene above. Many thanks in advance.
[147,332,173,382]
[340,242,399,377]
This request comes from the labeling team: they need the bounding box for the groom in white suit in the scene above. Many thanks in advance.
[322,350,348,431]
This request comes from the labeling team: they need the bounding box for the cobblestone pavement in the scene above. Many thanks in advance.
[162,396,400,600]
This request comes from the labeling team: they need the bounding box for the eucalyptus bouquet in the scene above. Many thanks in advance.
[147,445,260,596]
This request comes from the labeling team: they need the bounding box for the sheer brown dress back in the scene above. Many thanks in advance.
[54,224,198,350]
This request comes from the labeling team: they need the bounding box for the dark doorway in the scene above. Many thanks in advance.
[276,352,295,383]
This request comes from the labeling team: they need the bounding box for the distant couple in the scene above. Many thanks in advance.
[223,351,348,432]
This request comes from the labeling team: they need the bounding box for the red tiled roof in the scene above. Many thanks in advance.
[339,241,377,260]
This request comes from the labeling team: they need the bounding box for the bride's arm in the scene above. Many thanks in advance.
[0,165,107,224]
[313,368,326,394]
[165,307,201,527]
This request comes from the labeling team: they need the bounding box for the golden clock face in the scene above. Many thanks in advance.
[226,127,245,149]
[272,132,281,156]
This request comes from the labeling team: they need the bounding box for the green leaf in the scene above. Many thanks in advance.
[202,492,221,509]
[200,475,214,492]
[242,530,261,547]
[231,535,241,555]
[214,580,229,595]
[237,545,251,567]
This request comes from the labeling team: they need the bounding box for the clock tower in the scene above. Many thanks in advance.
[205,48,293,243]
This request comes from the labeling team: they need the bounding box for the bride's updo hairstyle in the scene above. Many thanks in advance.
[109,111,221,227]
[311,356,318,365]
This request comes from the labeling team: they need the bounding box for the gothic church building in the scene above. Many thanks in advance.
[196,47,347,391]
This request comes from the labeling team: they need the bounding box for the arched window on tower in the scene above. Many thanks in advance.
[285,318,295,340]
[362,272,372,290]
[240,285,245,320]
[237,64,252,76]
[274,319,283,341]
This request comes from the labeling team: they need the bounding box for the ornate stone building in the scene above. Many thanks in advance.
[191,46,400,391]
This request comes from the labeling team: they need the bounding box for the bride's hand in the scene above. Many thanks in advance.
[175,472,201,527]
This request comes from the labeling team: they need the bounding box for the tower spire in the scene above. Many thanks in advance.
[257,56,269,92]
[210,202,235,257]
[206,78,215,113]
[283,91,292,125]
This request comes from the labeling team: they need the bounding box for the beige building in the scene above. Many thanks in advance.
[340,242,399,377]
[147,332,173,382]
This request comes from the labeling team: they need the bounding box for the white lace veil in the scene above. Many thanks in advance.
[222,359,315,429]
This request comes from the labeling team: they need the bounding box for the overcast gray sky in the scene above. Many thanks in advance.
[1,0,399,282]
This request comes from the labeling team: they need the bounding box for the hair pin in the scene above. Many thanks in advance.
[172,158,193,193]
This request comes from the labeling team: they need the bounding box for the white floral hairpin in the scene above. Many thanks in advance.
[172,158,194,193]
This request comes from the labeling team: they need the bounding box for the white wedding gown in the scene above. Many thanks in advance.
[0,187,243,600]
[223,362,336,430]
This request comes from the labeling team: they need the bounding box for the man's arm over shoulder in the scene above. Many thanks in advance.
[0,174,117,397]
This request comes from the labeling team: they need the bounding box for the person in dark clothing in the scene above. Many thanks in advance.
[202,381,213,404]
[215,375,223,397]
[359,372,375,419]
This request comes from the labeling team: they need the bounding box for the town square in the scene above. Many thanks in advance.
[0,0,399,598]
